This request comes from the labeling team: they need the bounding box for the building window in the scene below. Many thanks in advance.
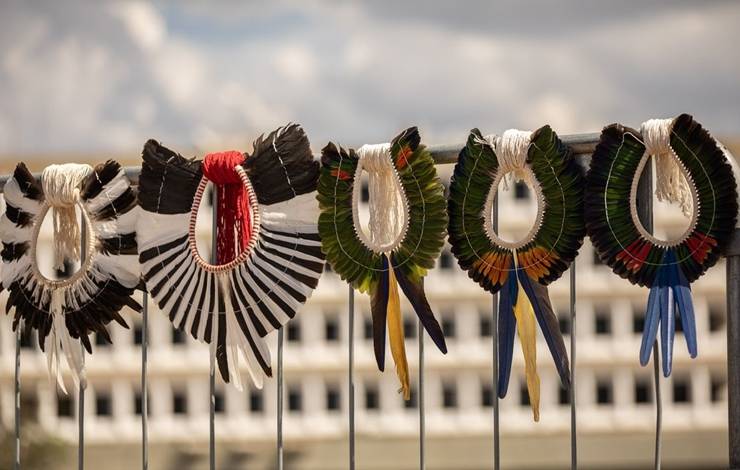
[134,392,150,416]
[481,384,493,408]
[711,377,726,403]
[95,333,110,348]
[558,313,571,335]
[249,390,263,413]
[442,383,457,409]
[592,249,602,266]
[95,392,112,417]
[324,262,333,273]
[214,391,225,413]
[325,315,340,342]
[172,327,186,345]
[442,315,455,339]
[133,324,144,346]
[288,387,302,412]
[559,386,570,405]
[673,378,691,403]
[173,391,188,415]
[596,379,613,405]
[635,379,651,404]
[363,316,373,340]
[287,321,301,343]
[57,395,73,418]
[361,182,370,203]
[403,318,416,339]
[405,388,418,409]
[708,305,725,332]
[480,313,493,338]
[594,307,611,335]
[365,385,379,410]
[326,386,341,412]
[514,181,529,200]
[519,383,530,407]
[19,330,36,349]
[439,251,454,270]
[633,308,645,334]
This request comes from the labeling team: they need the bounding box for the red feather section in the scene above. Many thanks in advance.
[686,231,717,264]
[616,238,651,273]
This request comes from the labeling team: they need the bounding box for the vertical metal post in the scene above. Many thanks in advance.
[14,328,21,470]
[491,198,500,470]
[277,329,284,470]
[727,239,740,470]
[141,292,149,470]
[636,158,662,469]
[348,286,356,470]
[210,186,217,470]
[418,322,425,470]
[78,216,87,470]
[569,263,577,469]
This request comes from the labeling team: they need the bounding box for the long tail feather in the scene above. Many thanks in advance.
[640,270,663,366]
[387,263,410,399]
[391,254,447,354]
[516,265,570,389]
[370,254,391,371]
[497,259,517,398]
[659,277,675,377]
[672,255,697,358]
[513,271,540,422]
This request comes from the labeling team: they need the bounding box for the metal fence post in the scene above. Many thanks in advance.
[141,292,149,470]
[78,216,87,470]
[348,286,356,470]
[491,197,500,470]
[726,229,740,469]
[210,187,218,470]
[14,328,21,470]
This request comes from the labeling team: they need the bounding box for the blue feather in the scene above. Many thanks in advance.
[640,265,664,366]
[660,266,675,377]
[671,252,697,359]
[497,260,517,398]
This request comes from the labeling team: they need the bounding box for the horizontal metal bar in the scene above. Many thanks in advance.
[0,133,602,192]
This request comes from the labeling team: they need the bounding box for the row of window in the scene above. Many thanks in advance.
[53,373,727,419]
[13,302,725,351]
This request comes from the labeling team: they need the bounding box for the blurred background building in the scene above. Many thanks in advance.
[1,1,739,469]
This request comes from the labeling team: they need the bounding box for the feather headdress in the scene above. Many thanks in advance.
[136,123,324,390]
[447,126,585,420]
[586,114,738,376]
[0,161,141,392]
[317,127,448,399]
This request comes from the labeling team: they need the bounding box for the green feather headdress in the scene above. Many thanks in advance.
[317,127,448,398]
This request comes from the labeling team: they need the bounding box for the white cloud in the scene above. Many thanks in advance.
[109,1,166,52]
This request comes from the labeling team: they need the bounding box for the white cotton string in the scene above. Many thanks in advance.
[641,118,693,217]
[41,163,94,270]
[491,129,535,190]
[353,143,408,253]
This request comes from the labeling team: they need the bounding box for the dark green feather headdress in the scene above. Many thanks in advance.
[317,127,448,398]
[586,114,738,376]
[447,126,585,420]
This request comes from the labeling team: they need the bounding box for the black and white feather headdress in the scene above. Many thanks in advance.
[136,123,325,390]
[0,161,141,392]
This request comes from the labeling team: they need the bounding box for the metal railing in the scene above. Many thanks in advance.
[2,132,738,470]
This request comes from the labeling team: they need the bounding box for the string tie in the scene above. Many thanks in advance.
[486,129,534,190]
[203,151,251,265]
[641,118,693,217]
[41,163,93,270]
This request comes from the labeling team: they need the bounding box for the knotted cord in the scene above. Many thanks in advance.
[641,118,693,217]
[41,163,93,270]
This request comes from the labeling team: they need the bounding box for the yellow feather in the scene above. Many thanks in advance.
[387,265,411,400]
[513,256,541,422]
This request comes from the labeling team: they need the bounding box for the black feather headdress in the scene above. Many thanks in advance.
[0,161,141,392]
[136,123,324,390]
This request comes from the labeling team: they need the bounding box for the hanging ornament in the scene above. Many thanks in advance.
[0,161,141,392]
[586,114,738,376]
[447,126,585,420]
[317,127,448,399]
[136,124,325,390]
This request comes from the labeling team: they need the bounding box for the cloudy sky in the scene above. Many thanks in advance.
[1,0,739,160]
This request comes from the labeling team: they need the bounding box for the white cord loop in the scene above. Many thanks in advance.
[641,118,693,217]
[352,143,409,253]
[491,129,535,190]
[41,163,93,270]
